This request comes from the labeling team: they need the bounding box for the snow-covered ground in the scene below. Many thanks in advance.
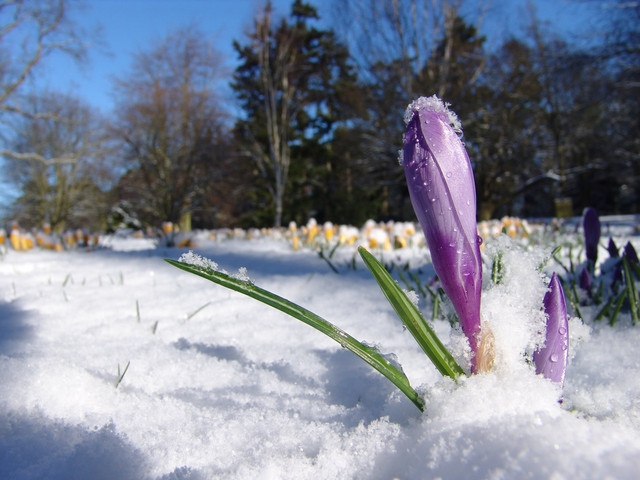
[1,218,640,479]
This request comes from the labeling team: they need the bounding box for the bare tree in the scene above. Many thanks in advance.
[4,91,112,231]
[233,2,299,228]
[111,26,231,228]
[0,0,89,122]
[232,0,356,227]
[331,0,489,98]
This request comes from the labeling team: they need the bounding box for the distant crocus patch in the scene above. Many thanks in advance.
[402,96,487,372]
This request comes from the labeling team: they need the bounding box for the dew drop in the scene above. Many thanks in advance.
[562,344,568,351]
[550,353,559,363]
[446,171,452,178]
[477,236,483,245]
[431,198,437,203]
[558,327,567,335]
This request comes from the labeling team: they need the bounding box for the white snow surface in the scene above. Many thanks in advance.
[1,224,640,479]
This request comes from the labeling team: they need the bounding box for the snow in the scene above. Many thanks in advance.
[1,218,640,479]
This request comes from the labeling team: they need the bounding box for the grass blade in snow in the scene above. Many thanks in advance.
[358,246,465,379]
[165,257,425,411]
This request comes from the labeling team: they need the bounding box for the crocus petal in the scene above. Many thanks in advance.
[579,267,592,294]
[583,207,600,264]
[607,237,619,258]
[624,241,639,264]
[402,96,483,371]
[534,273,569,386]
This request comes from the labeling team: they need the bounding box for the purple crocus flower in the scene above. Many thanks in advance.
[607,237,620,258]
[624,241,639,264]
[583,207,600,264]
[579,267,592,296]
[534,273,569,386]
[402,96,485,372]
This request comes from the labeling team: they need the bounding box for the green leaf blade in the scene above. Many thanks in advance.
[357,246,465,379]
[165,258,425,411]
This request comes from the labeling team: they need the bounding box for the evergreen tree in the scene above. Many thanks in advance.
[232,0,360,227]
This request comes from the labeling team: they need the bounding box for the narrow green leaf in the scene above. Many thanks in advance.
[609,290,627,326]
[622,256,639,325]
[318,249,340,274]
[409,271,430,299]
[358,246,465,379]
[551,246,571,274]
[396,270,415,295]
[115,360,130,389]
[558,277,583,320]
[165,258,424,411]
[594,292,615,321]
[186,301,211,320]
[491,251,504,285]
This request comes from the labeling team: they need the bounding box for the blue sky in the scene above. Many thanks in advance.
[34,0,596,114]
[36,0,294,113]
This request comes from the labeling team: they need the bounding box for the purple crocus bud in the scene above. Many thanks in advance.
[534,273,569,386]
[607,237,619,258]
[579,267,592,295]
[402,96,485,372]
[624,241,639,264]
[583,207,600,264]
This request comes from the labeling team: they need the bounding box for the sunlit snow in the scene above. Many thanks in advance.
[1,218,640,479]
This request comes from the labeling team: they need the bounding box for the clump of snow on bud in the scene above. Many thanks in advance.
[403,95,462,134]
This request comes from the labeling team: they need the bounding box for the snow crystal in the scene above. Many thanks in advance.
[404,289,420,308]
[178,250,219,272]
[231,266,251,283]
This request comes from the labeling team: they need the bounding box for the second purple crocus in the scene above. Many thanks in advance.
[583,207,600,265]
[534,273,569,386]
[402,96,485,372]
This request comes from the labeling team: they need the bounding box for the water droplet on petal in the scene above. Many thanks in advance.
[562,344,568,351]
[477,236,483,246]
[558,327,567,335]
[446,171,452,178]
[550,353,559,363]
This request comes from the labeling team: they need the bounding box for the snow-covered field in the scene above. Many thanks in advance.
[2,218,640,479]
